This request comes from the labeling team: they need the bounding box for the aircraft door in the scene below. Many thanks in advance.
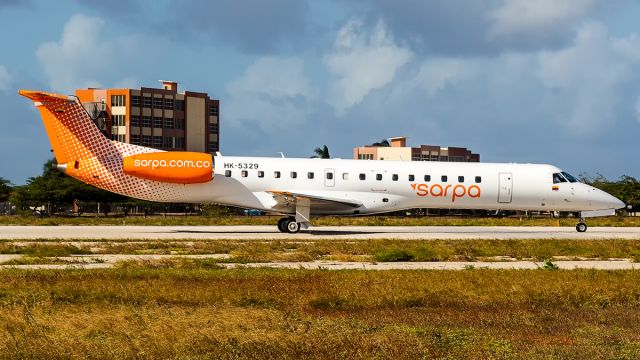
[498,173,513,203]
[324,168,335,187]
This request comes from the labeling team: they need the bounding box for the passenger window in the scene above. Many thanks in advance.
[291,171,297,179]
[408,174,415,181]
[307,172,314,179]
[359,173,366,180]
[424,175,431,182]
[376,174,382,181]
[392,174,398,181]
[342,173,349,180]
[458,176,464,183]
[274,171,281,179]
[475,176,481,183]
[258,171,264,178]
[441,175,448,182]
[241,170,248,177]
[225,170,232,177]
[326,172,334,180]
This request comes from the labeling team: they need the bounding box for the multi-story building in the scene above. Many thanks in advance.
[76,81,219,153]
[354,136,480,162]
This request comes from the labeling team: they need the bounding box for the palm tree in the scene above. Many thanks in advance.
[313,145,330,159]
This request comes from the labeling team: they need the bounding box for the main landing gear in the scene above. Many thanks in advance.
[576,217,588,233]
[277,217,301,234]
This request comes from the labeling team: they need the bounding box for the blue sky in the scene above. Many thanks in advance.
[1,0,639,184]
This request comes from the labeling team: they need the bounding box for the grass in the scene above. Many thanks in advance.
[3,239,640,264]
[1,214,639,227]
[1,267,640,358]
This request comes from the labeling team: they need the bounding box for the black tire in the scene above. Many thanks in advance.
[576,222,587,233]
[286,219,300,234]
[277,218,288,233]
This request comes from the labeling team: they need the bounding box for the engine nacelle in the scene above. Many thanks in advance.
[122,152,214,184]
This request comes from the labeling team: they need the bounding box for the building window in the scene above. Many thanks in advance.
[152,136,162,148]
[142,116,152,127]
[164,98,174,110]
[111,95,126,107]
[111,115,125,126]
[458,176,465,183]
[164,118,174,128]
[475,176,482,183]
[392,174,398,181]
[258,171,264,178]
[342,173,349,180]
[291,171,297,179]
[130,116,140,127]
[409,175,415,181]
[274,171,281,178]
[307,172,314,179]
[131,135,140,145]
[209,105,218,115]
[208,123,218,133]
[326,172,334,180]
[142,97,152,108]
[424,175,431,182]
[141,135,151,146]
[376,174,382,181]
[153,117,163,128]
[175,137,184,149]
[207,143,218,153]
[359,173,366,180]
[131,96,141,107]
[441,175,448,182]
[153,98,163,108]
[175,100,185,111]
[225,170,231,177]
[175,119,184,129]
[163,136,173,148]
[241,170,248,177]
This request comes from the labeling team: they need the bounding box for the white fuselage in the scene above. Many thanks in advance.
[173,155,624,215]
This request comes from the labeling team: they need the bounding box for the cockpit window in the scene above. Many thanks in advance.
[553,173,567,184]
[561,172,578,183]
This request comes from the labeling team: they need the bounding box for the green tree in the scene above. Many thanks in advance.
[370,139,390,147]
[0,177,12,202]
[10,159,126,215]
[313,145,330,159]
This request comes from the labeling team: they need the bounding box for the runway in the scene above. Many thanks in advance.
[1,225,639,240]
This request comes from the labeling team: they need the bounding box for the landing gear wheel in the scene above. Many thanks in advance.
[285,219,300,234]
[576,222,587,233]
[277,218,288,233]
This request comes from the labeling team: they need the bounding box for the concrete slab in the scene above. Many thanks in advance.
[0,225,638,240]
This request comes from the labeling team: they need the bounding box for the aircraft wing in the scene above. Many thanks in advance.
[266,190,362,213]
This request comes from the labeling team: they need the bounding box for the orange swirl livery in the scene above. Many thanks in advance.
[19,89,626,233]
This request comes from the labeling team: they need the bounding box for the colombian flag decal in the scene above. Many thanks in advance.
[552,185,560,191]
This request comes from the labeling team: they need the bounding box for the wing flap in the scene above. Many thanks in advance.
[267,190,362,211]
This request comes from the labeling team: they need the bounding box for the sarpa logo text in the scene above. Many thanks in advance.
[133,159,211,170]
[410,183,481,203]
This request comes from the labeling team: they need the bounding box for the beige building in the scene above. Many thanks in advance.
[354,136,480,162]
[76,81,219,153]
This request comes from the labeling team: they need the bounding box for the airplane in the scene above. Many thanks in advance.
[19,90,625,233]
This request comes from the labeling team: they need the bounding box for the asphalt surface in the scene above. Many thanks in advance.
[0,225,639,240]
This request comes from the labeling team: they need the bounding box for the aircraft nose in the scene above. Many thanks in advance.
[595,187,625,210]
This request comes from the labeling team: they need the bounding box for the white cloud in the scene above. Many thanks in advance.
[0,65,10,91]
[324,18,412,115]
[225,56,314,131]
[36,14,137,93]
[536,22,636,133]
[489,0,596,37]
[415,58,477,96]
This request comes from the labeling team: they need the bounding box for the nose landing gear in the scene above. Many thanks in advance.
[576,218,588,233]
